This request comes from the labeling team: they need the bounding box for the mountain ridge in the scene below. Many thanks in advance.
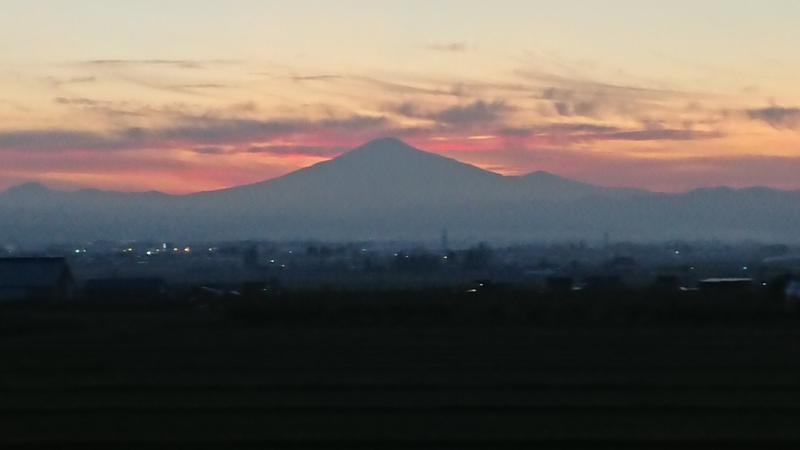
[2,138,800,243]
[3,138,799,197]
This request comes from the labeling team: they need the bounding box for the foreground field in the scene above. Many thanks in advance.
[2,300,800,448]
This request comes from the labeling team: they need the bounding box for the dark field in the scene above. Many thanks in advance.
[3,295,800,449]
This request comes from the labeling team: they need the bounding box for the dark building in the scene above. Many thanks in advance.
[0,257,75,302]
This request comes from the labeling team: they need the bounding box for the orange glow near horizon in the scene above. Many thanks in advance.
[2,2,800,193]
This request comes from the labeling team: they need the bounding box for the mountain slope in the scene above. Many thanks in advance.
[514,171,642,201]
[195,138,509,209]
[1,138,799,243]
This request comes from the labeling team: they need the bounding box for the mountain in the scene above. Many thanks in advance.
[1,137,800,243]
[3,182,53,198]
[514,171,643,201]
[195,137,508,208]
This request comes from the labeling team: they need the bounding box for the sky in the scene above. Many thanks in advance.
[1,0,800,193]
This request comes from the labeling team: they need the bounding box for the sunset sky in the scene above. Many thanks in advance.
[2,0,800,193]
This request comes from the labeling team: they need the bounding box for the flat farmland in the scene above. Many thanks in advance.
[2,304,800,448]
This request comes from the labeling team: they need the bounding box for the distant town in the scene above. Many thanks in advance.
[2,238,800,305]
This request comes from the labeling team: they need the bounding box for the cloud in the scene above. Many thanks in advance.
[152,114,387,146]
[157,118,297,144]
[318,115,388,131]
[496,128,536,137]
[187,144,347,158]
[173,83,228,89]
[0,149,191,173]
[435,100,511,125]
[192,146,229,155]
[552,100,599,117]
[54,97,102,107]
[593,129,722,141]
[539,87,612,118]
[354,76,467,97]
[0,114,389,152]
[52,97,158,120]
[112,75,227,97]
[45,76,98,87]
[53,98,259,122]
[246,145,346,157]
[290,74,342,82]
[747,106,800,129]
[0,130,135,151]
[522,69,716,124]
[425,42,469,52]
[542,123,620,134]
[83,59,220,69]
[391,100,511,127]
[74,60,237,96]
[492,122,719,143]
[391,102,425,118]
[525,71,694,99]
[261,72,471,97]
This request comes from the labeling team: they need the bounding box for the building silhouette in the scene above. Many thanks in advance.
[0,257,74,302]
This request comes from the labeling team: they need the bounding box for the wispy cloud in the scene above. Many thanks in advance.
[173,83,228,89]
[521,70,695,98]
[540,87,600,117]
[590,129,722,142]
[540,123,621,134]
[517,69,714,126]
[290,74,343,82]
[435,100,511,126]
[152,114,386,147]
[0,113,388,153]
[0,130,136,152]
[354,76,467,97]
[490,122,719,143]
[44,75,98,88]
[2,57,789,192]
[747,106,800,129]
[245,145,346,157]
[192,146,229,155]
[82,59,235,69]
[425,42,469,52]
[54,97,103,107]
[391,100,511,126]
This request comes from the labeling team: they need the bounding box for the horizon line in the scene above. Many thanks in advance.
[2,137,799,197]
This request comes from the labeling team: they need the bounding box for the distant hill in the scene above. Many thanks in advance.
[1,137,799,244]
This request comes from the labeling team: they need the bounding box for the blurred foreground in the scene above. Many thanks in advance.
[3,293,800,448]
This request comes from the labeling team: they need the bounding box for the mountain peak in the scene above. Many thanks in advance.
[326,137,503,181]
[347,137,420,156]
[364,136,412,147]
[331,137,463,169]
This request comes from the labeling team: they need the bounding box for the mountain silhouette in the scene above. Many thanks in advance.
[196,137,625,208]
[198,138,508,209]
[515,171,641,201]
[1,138,799,243]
